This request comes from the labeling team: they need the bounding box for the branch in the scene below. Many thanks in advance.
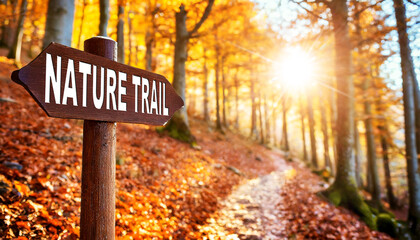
[407,0,420,7]
[352,0,385,17]
[188,0,215,37]
[291,0,329,21]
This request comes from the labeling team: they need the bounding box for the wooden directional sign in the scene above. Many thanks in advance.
[11,42,184,125]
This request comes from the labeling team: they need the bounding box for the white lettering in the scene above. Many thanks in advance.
[45,53,61,104]
[118,72,127,111]
[142,78,150,114]
[106,69,117,110]
[93,66,104,109]
[163,83,169,116]
[132,75,141,113]
[150,80,158,114]
[62,59,77,106]
[79,62,91,107]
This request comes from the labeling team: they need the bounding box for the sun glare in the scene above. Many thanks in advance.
[274,46,316,91]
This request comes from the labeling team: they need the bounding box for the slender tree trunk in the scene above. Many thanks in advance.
[99,0,109,36]
[164,2,214,143]
[77,0,87,49]
[264,93,270,144]
[322,0,375,228]
[378,123,398,209]
[234,69,239,130]
[393,0,420,234]
[7,0,27,63]
[43,0,75,49]
[362,77,381,208]
[306,92,317,168]
[258,88,265,144]
[250,57,257,138]
[117,3,125,64]
[320,94,331,169]
[282,97,289,151]
[222,57,227,127]
[329,79,338,174]
[203,53,210,122]
[354,119,364,188]
[300,96,308,162]
[215,45,222,131]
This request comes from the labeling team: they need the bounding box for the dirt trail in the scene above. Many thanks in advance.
[199,153,295,239]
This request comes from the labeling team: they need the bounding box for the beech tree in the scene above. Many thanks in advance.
[99,0,109,36]
[163,1,215,143]
[393,0,420,235]
[43,0,75,48]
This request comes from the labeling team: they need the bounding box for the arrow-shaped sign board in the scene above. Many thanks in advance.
[11,43,184,125]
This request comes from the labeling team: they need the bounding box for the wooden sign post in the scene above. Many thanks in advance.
[11,36,184,239]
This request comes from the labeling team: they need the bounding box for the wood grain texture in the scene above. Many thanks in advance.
[11,41,183,126]
[80,37,116,240]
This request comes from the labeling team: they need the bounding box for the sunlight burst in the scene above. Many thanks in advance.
[274,46,316,91]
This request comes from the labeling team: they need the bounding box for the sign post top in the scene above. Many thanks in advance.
[11,42,184,125]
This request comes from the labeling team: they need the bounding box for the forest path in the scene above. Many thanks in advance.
[199,152,296,239]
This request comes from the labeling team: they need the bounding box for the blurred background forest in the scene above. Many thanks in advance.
[1,0,420,238]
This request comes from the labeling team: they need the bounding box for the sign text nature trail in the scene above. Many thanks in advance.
[11,42,184,125]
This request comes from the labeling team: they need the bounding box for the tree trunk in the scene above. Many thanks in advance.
[354,119,364,188]
[378,123,398,209]
[234,69,239,130]
[282,97,289,152]
[222,56,227,127]
[164,5,195,142]
[215,45,222,131]
[306,92,317,168]
[329,79,338,174]
[117,3,125,64]
[264,93,270,144]
[393,0,420,235]
[249,57,257,138]
[320,94,331,169]
[300,96,308,162]
[99,0,109,36]
[43,0,75,49]
[362,76,381,208]
[258,88,265,144]
[322,0,376,229]
[77,0,87,49]
[203,53,210,122]
[7,0,27,63]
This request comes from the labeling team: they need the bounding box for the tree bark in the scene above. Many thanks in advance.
[77,0,87,49]
[249,57,257,138]
[99,0,109,36]
[222,57,227,127]
[234,69,239,130]
[258,88,265,144]
[164,1,214,143]
[300,96,308,162]
[320,94,331,169]
[362,76,381,208]
[378,123,398,209]
[322,0,376,229]
[215,44,222,131]
[127,15,132,65]
[282,96,289,151]
[117,3,125,64]
[264,93,270,144]
[354,119,363,188]
[7,0,27,63]
[393,0,420,235]
[203,53,210,122]
[43,0,75,49]
[306,92,317,168]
